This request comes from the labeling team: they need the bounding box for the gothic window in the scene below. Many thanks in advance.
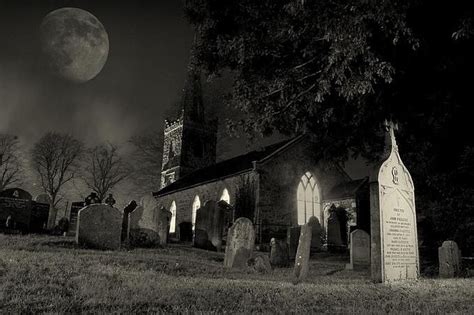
[192,195,201,230]
[170,201,177,233]
[220,188,230,204]
[297,172,321,225]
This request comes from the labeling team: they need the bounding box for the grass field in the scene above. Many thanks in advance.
[0,234,473,313]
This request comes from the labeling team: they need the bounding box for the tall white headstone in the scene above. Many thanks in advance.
[370,121,419,282]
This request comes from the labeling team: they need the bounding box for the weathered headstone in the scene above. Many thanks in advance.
[121,200,137,242]
[287,226,301,259]
[438,241,462,278]
[346,229,370,270]
[76,204,122,250]
[224,217,255,269]
[157,206,172,246]
[194,201,214,250]
[270,238,290,267]
[128,195,161,247]
[370,121,419,282]
[210,201,226,252]
[327,211,343,250]
[308,216,323,252]
[293,222,313,284]
[178,222,193,242]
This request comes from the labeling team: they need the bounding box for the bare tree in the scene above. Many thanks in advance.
[32,132,84,228]
[0,134,24,191]
[83,143,130,201]
[129,130,162,194]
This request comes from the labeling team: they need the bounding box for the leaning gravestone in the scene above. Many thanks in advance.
[270,238,290,267]
[370,121,419,282]
[438,241,462,278]
[128,195,161,247]
[308,216,323,252]
[346,229,370,270]
[76,204,122,250]
[293,221,313,284]
[287,226,301,259]
[224,217,255,269]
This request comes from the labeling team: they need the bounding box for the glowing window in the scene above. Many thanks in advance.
[192,195,201,230]
[169,201,177,233]
[297,172,321,225]
[220,188,230,204]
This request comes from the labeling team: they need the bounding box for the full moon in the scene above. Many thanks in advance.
[40,7,109,83]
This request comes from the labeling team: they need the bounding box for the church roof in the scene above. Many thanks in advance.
[154,137,301,197]
[325,177,369,200]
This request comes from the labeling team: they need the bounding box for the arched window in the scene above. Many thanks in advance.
[297,172,321,225]
[220,188,230,204]
[192,195,201,230]
[169,201,177,233]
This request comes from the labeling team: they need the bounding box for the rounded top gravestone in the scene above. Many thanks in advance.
[224,217,256,269]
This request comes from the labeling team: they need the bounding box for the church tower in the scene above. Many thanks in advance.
[160,69,217,188]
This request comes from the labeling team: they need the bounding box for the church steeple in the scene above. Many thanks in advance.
[160,47,218,189]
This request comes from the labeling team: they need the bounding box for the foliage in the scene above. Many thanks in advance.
[82,143,130,201]
[31,132,84,228]
[0,134,24,191]
[185,1,474,251]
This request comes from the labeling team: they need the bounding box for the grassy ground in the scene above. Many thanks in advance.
[1,234,473,313]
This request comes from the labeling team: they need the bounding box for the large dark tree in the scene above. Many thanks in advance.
[0,134,24,191]
[185,1,474,254]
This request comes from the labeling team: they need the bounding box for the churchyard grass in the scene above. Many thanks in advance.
[1,234,473,313]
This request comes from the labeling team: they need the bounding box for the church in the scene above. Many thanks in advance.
[153,71,370,247]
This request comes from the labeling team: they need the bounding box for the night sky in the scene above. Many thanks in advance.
[0,0,194,146]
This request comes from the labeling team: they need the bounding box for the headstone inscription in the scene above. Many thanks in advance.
[292,221,313,284]
[438,241,462,278]
[224,217,255,269]
[370,121,419,282]
[346,229,370,270]
[76,204,122,250]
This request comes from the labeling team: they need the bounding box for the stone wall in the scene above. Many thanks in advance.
[156,171,257,231]
[255,139,350,242]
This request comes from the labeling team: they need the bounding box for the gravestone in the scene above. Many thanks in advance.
[370,121,419,282]
[270,238,290,267]
[76,204,122,250]
[438,241,462,278]
[346,229,370,270]
[121,200,137,242]
[210,201,226,252]
[128,195,161,247]
[327,211,343,250]
[224,217,255,269]
[287,226,301,259]
[293,221,313,284]
[194,201,214,250]
[157,206,172,246]
[178,222,193,242]
[308,216,323,252]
